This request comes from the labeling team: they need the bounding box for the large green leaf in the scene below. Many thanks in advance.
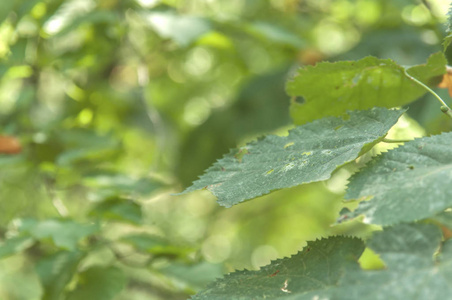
[181,108,404,207]
[287,53,446,125]
[192,236,364,300]
[192,224,451,300]
[343,132,452,226]
[66,266,126,300]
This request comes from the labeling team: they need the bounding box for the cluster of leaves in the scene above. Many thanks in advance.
[1,0,451,299]
[182,14,452,300]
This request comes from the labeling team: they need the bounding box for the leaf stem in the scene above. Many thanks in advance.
[382,138,412,143]
[404,69,452,119]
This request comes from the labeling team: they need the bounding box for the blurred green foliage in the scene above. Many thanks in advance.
[0,0,451,299]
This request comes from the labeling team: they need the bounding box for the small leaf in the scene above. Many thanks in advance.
[83,172,162,197]
[36,251,84,300]
[444,4,452,51]
[18,218,98,251]
[162,261,224,290]
[89,197,142,225]
[66,266,126,300]
[121,233,191,257]
[145,11,211,47]
[0,236,34,259]
[287,53,446,125]
[246,22,305,49]
[181,108,404,207]
[344,132,452,225]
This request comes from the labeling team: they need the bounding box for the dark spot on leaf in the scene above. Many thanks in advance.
[408,165,414,170]
[269,270,280,277]
[293,96,305,104]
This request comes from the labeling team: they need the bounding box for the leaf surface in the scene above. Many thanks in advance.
[444,4,452,51]
[344,132,452,225]
[18,218,98,251]
[66,266,126,300]
[192,224,452,300]
[145,12,211,47]
[182,108,404,207]
[287,53,445,125]
[192,236,365,300]
[89,197,142,225]
[121,233,192,257]
[0,236,34,259]
[36,251,84,300]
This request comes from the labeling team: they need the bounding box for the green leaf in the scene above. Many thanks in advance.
[83,172,162,198]
[443,35,452,52]
[36,251,84,300]
[56,129,121,166]
[0,1,14,24]
[287,53,446,125]
[66,266,126,300]
[89,197,142,225]
[246,22,305,48]
[182,108,404,207]
[344,132,452,225]
[54,11,119,38]
[444,4,452,51]
[193,224,450,300]
[121,233,191,257]
[18,218,98,251]
[336,224,448,300]
[162,261,224,290]
[0,236,34,259]
[145,11,211,47]
[405,52,447,86]
[192,236,365,299]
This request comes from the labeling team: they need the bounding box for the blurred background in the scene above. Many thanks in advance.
[0,0,451,299]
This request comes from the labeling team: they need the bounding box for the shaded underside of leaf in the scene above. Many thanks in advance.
[287,53,445,125]
[192,223,452,300]
[36,251,84,300]
[344,131,452,226]
[66,266,126,300]
[0,236,34,259]
[182,108,404,207]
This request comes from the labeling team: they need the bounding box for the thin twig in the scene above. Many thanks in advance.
[404,69,452,119]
